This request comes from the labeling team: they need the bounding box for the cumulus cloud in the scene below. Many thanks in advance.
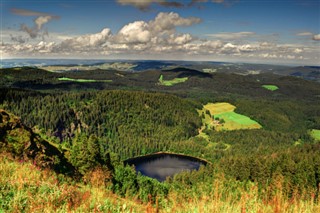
[150,12,201,33]
[57,28,112,52]
[3,12,319,64]
[313,34,320,41]
[11,8,59,39]
[35,16,54,30]
[168,33,193,45]
[113,12,200,44]
[117,21,151,43]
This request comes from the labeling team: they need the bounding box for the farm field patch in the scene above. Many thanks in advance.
[158,75,188,86]
[58,77,112,83]
[310,129,320,141]
[262,84,279,91]
[199,102,262,131]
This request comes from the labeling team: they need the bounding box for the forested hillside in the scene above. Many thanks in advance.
[0,89,201,160]
[1,65,320,212]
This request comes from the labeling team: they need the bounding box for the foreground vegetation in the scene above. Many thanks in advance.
[1,153,320,213]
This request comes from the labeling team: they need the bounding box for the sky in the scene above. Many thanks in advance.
[1,0,320,65]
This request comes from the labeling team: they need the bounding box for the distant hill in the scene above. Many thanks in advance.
[163,67,212,78]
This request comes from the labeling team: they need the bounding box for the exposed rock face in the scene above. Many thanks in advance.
[0,109,77,176]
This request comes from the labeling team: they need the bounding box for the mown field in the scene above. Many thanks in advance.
[262,84,279,91]
[158,75,188,86]
[199,102,262,131]
[58,77,112,83]
[311,129,320,141]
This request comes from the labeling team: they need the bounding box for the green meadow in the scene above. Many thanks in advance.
[262,84,279,91]
[158,75,188,86]
[311,129,320,141]
[200,102,262,131]
[58,77,112,83]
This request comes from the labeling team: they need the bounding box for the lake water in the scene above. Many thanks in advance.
[125,153,207,181]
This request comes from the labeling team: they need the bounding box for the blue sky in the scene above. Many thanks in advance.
[1,0,320,65]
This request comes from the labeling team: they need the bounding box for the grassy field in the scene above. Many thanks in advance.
[58,77,112,83]
[262,84,279,91]
[310,129,320,141]
[158,75,188,86]
[200,102,262,131]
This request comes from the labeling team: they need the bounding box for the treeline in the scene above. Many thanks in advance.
[219,143,320,195]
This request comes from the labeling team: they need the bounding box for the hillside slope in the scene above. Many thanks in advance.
[0,109,76,175]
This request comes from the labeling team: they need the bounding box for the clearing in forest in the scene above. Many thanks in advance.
[310,129,320,141]
[58,77,112,83]
[158,75,188,86]
[262,84,279,91]
[199,102,262,131]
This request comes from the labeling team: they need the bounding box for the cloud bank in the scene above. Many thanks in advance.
[2,12,319,64]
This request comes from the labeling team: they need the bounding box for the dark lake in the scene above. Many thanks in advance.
[124,153,207,181]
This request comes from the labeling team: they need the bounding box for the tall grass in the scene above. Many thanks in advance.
[1,153,319,212]
[166,174,320,213]
[0,154,146,212]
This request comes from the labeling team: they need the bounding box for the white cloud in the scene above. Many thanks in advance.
[35,16,53,30]
[3,12,320,64]
[150,12,201,34]
[313,34,320,41]
[60,28,112,48]
[113,12,200,47]
[117,21,151,43]
[168,33,193,45]
[293,48,303,54]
